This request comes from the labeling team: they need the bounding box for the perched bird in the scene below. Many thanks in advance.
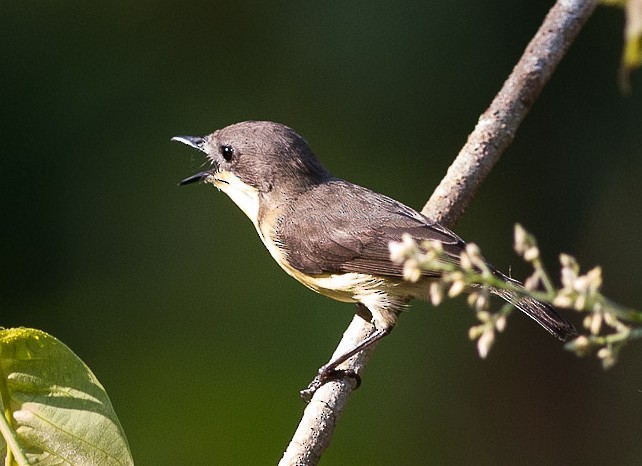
[173,121,576,397]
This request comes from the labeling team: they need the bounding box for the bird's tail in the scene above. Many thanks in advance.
[490,283,577,341]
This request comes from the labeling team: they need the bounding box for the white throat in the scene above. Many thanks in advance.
[210,171,261,226]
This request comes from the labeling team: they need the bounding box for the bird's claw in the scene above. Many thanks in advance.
[300,368,362,403]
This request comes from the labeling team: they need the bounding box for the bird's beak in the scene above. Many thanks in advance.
[172,135,211,185]
[171,135,207,153]
[178,171,211,186]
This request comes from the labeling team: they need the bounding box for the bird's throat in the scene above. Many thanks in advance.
[212,171,261,225]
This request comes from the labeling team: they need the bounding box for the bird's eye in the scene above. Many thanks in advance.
[220,144,234,161]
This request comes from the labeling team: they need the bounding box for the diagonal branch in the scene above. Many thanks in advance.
[421,0,599,226]
[279,1,598,465]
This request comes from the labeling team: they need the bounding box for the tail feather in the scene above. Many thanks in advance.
[491,287,577,341]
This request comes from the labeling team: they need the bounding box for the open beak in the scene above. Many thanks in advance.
[172,135,211,185]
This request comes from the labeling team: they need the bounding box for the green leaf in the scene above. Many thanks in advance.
[621,0,642,89]
[0,328,134,465]
[602,0,642,92]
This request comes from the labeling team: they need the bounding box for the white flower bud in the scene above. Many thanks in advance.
[388,240,408,263]
[477,330,495,359]
[429,282,443,306]
[597,347,611,360]
[448,280,465,297]
[475,292,489,312]
[590,313,602,335]
[514,224,528,254]
[460,252,473,271]
[403,259,422,283]
[495,315,507,332]
[586,267,603,291]
[559,253,578,270]
[524,246,540,262]
[553,294,573,308]
[574,294,586,311]
[565,335,590,356]
[465,243,481,260]
[468,325,484,340]
[524,275,539,291]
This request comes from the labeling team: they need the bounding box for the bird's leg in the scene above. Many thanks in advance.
[300,328,389,402]
[355,301,373,322]
[300,303,390,402]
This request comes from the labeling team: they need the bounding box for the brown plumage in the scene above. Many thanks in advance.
[174,121,577,396]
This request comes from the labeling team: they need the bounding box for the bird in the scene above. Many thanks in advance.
[173,120,576,398]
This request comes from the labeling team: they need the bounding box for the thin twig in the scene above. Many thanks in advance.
[279,1,598,464]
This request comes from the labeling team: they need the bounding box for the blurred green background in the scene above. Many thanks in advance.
[2,1,642,464]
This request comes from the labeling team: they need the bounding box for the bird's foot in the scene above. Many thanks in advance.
[300,366,361,403]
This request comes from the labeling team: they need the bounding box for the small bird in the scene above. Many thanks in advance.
[173,121,576,398]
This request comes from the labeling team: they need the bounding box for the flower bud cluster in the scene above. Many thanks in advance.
[514,224,540,262]
[468,309,509,359]
[391,224,640,369]
[390,235,487,307]
[553,254,603,313]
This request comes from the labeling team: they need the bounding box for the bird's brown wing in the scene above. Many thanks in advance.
[275,180,466,277]
[275,180,578,341]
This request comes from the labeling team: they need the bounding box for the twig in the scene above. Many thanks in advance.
[279,1,598,464]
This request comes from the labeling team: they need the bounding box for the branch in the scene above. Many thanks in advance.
[279,1,598,464]
[422,0,599,225]
[278,319,375,466]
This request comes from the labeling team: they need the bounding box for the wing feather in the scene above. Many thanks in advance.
[275,180,466,277]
